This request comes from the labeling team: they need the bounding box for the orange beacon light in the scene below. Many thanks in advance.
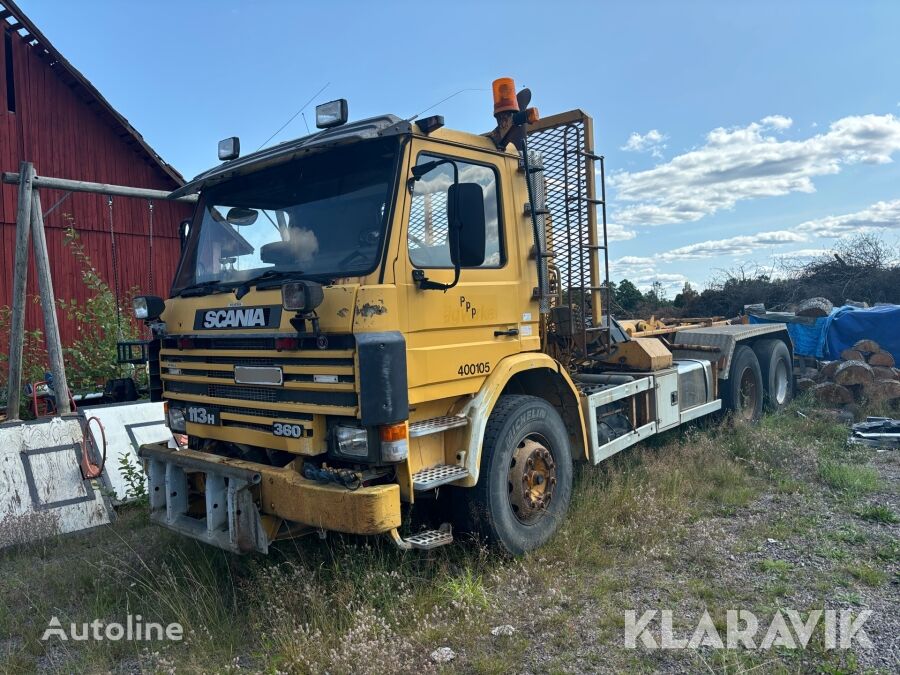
[492,77,519,115]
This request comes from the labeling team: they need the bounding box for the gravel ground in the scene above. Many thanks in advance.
[454,437,898,673]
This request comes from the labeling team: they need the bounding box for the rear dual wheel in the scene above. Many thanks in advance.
[723,340,793,421]
[753,339,793,412]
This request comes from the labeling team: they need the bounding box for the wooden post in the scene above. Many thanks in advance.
[30,189,72,415]
[4,162,35,422]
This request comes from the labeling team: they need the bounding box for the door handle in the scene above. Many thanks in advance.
[494,328,519,337]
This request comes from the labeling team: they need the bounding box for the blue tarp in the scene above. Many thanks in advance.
[750,304,900,362]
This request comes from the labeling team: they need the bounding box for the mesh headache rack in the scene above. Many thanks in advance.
[525,110,612,363]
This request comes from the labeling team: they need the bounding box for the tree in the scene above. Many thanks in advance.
[673,281,698,309]
[614,278,643,313]
[647,280,667,303]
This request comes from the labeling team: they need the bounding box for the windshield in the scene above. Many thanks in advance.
[172,139,399,294]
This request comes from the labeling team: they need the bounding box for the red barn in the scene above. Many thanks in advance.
[0,1,191,346]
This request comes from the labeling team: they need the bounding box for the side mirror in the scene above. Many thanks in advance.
[178,219,191,251]
[447,183,486,267]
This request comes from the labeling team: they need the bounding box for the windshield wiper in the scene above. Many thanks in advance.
[234,269,305,300]
[178,280,237,297]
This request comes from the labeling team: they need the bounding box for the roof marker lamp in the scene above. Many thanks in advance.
[416,115,445,134]
[315,99,349,129]
[133,295,165,321]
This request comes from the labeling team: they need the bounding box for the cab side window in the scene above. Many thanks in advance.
[408,154,502,268]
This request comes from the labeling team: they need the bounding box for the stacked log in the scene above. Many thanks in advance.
[801,340,900,408]
[796,297,833,318]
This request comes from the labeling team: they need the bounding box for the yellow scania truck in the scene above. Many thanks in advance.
[133,79,792,555]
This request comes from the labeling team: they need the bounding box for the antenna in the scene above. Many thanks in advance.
[406,88,487,122]
[256,82,330,150]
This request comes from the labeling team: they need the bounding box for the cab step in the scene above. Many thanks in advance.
[412,463,469,491]
[408,415,468,438]
[389,524,453,550]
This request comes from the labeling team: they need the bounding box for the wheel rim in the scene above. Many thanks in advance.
[738,367,759,420]
[508,435,557,524]
[773,360,789,404]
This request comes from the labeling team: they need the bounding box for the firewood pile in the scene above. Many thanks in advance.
[796,340,900,408]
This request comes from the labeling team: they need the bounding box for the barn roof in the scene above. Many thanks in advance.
[0,0,184,185]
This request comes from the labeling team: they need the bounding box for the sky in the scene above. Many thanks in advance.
[17,0,900,295]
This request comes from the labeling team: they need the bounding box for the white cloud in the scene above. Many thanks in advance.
[610,229,806,271]
[796,199,900,238]
[621,129,668,158]
[631,272,688,294]
[606,222,636,241]
[759,115,793,130]
[659,229,806,261]
[610,113,900,227]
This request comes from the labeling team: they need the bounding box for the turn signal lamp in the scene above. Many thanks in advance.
[525,107,540,124]
[379,422,409,462]
[492,77,519,115]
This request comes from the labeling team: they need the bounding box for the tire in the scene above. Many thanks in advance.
[461,395,573,555]
[722,345,764,422]
[752,339,793,412]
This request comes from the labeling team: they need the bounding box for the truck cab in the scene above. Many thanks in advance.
[135,84,792,555]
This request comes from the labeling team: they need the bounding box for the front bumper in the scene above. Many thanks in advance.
[139,443,401,554]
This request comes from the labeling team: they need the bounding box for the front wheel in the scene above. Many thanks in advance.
[462,395,573,555]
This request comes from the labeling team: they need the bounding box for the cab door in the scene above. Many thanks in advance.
[399,142,534,406]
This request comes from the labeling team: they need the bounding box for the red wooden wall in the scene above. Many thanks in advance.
[0,27,192,347]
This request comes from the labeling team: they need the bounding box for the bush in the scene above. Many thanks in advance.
[618,234,900,319]
[0,226,145,416]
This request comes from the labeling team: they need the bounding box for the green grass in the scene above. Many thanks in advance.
[856,504,899,524]
[759,558,791,575]
[818,461,880,496]
[843,563,887,587]
[0,397,895,673]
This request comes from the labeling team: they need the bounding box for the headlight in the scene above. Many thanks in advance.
[335,426,368,457]
[133,295,165,321]
[166,406,186,433]
[133,297,148,319]
[281,281,324,313]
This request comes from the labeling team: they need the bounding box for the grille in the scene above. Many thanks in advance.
[213,403,312,421]
[162,336,358,413]
[210,338,274,350]
[165,379,357,408]
[166,354,352,367]
[208,384,278,403]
